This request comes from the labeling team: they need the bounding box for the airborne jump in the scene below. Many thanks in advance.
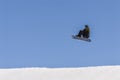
[72,25,91,42]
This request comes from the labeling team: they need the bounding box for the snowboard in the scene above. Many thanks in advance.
[72,35,91,42]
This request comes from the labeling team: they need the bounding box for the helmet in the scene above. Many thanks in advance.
[85,25,88,28]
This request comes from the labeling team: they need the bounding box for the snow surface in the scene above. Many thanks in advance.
[0,66,120,80]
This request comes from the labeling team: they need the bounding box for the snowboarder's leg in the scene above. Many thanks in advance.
[83,30,86,38]
[76,30,83,37]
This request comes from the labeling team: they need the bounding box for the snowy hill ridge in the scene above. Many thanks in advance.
[0,66,120,80]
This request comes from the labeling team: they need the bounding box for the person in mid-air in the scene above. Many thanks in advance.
[76,25,90,38]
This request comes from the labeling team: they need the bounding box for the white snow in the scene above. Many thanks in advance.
[0,66,120,80]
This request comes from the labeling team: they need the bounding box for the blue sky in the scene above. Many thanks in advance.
[0,0,120,68]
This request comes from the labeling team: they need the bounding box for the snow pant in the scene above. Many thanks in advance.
[77,30,89,38]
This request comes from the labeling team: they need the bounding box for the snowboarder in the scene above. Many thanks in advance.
[76,25,90,38]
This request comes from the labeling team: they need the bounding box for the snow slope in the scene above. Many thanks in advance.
[0,66,120,80]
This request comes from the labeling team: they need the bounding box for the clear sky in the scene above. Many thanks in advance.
[0,0,120,68]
